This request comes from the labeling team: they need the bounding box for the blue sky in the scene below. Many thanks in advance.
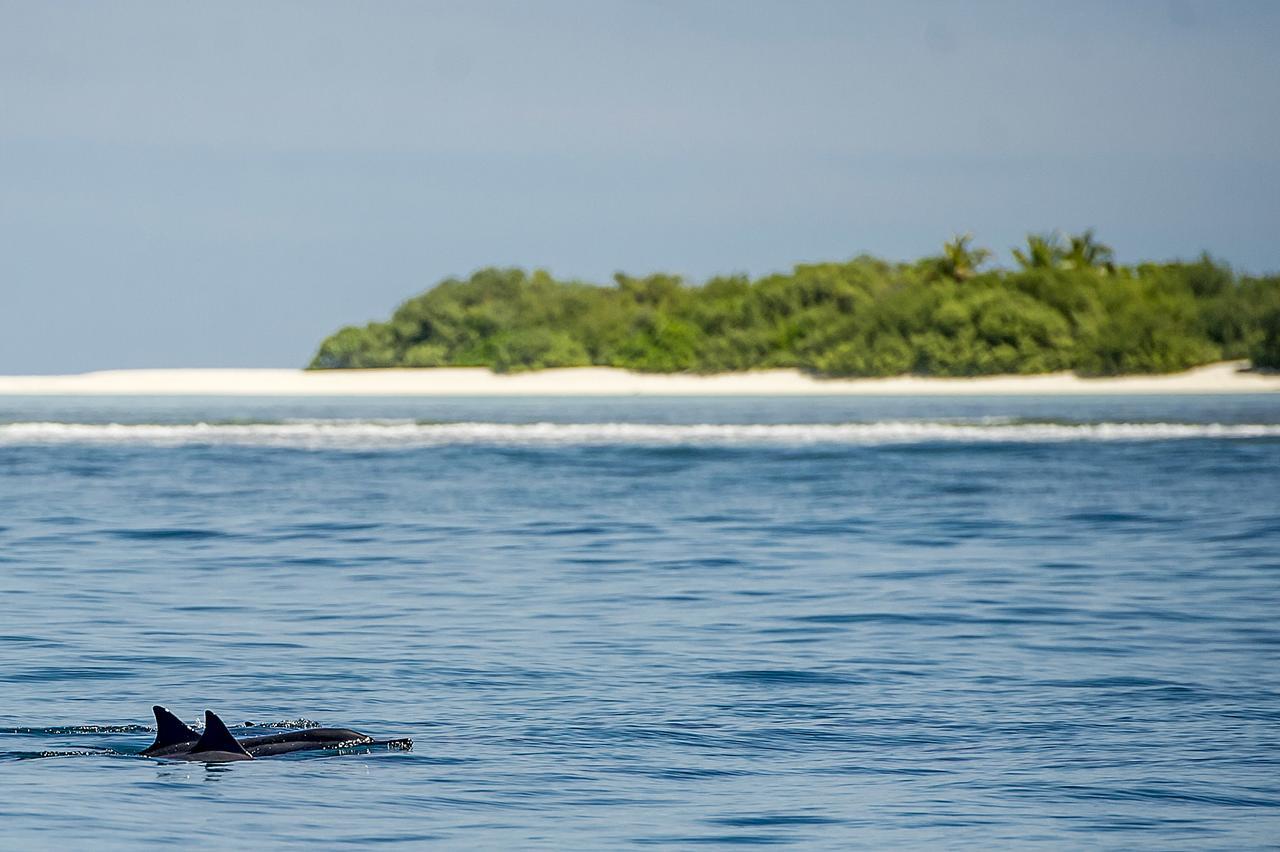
[2,0,1277,372]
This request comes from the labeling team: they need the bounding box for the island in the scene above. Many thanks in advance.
[308,233,1280,378]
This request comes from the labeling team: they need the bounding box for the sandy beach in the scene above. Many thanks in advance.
[0,361,1276,396]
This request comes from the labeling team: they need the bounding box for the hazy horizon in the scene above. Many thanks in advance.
[3,0,1278,374]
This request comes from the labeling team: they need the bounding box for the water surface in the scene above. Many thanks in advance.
[1,395,1278,848]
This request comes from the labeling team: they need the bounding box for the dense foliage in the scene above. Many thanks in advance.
[309,233,1280,376]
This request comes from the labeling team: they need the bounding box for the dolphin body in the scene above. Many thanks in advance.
[141,706,405,761]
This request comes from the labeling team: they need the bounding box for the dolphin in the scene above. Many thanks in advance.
[141,706,408,761]
[179,710,254,762]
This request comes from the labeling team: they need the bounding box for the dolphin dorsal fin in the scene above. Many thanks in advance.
[143,705,200,753]
[190,710,252,758]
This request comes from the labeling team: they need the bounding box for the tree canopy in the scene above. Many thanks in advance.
[309,234,1280,376]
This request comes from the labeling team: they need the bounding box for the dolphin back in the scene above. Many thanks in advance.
[241,727,374,756]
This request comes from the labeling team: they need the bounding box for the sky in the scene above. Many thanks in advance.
[1,0,1278,373]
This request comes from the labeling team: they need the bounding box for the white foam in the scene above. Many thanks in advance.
[1,420,1278,448]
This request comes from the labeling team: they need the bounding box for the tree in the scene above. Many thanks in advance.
[1252,307,1280,370]
[1064,229,1115,273]
[1012,232,1066,270]
[935,234,991,281]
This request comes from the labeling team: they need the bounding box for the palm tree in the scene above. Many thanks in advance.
[1012,232,1066,270]
[1064,229,1115,273]
[938,234,991,281]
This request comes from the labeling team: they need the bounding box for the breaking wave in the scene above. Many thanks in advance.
[2,420,1279,448]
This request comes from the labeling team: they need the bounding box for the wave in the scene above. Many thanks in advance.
[1,420,1279,448]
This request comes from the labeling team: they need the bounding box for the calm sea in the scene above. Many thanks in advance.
[1,395,1278,848]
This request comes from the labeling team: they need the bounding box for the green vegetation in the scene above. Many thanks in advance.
[309,233,1280,376]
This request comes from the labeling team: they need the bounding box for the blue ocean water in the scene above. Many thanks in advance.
[1,395,1278,848]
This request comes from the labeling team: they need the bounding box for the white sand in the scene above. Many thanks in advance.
[0,361,1276,396]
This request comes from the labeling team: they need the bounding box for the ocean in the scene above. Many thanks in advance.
[1,394,1278,848]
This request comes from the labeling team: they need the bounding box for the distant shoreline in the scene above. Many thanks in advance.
[1,362,1277,396]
